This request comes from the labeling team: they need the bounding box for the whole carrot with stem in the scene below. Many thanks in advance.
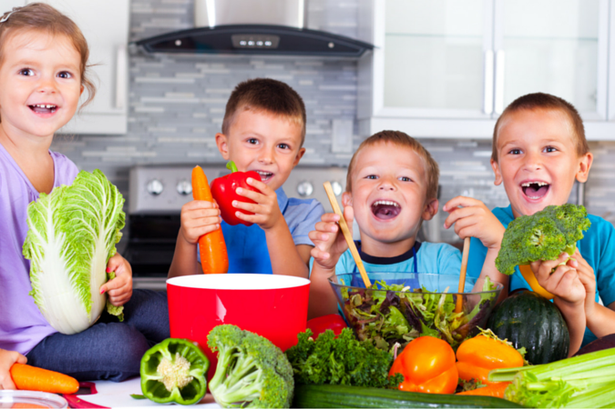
[10,363,79,394]
[192,166,229,274]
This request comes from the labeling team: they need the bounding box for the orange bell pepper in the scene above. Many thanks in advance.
[457,382,510,398]
[389,336,458,394]
[456,334,524,385]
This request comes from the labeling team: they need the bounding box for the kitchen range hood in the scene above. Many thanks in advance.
[135,0,373,57]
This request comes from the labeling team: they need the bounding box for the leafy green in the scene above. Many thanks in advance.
[23,169,125,334]
[342,277,498,351]
[207,324,294,408]
[496,204,591,275]
[285,328,402,388]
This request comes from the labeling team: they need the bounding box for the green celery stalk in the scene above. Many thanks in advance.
[489,348,615,408]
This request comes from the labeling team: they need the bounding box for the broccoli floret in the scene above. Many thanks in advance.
[496,204,591,275]
[207,324,294,408]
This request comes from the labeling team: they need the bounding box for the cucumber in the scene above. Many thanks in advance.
[293,384,523,408]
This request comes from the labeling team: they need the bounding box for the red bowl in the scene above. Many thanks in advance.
[167,274,310,380]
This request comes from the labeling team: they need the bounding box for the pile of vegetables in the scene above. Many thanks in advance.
[490,347,615,408]
[23,169,125,335]
[340,277,499,350]
[495,203,590,276]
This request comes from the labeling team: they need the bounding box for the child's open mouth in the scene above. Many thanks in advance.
[29,104,57,114]
[521,181,550,199]
[255,170,273,182]
[371,200,401,220]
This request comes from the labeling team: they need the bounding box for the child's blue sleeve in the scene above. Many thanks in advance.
[285,199,325,246]
[591,217,615,307]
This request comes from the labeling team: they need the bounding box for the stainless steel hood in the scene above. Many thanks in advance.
[134,0,373,58]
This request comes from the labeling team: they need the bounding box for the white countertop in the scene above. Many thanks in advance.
[74,378,220,408]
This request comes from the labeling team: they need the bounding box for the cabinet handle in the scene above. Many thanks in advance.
[494,50,506,114]
[115,44,127,110]
[483,50,494,114]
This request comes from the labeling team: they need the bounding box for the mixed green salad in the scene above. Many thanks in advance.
[340,277,499,351]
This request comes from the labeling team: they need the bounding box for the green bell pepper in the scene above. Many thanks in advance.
[140,338,209,405]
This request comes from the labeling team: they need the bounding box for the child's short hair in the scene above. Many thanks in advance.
[222,78,306,146]
[346,130,440,200]
[0,3,95,107]
[492,92,589,162]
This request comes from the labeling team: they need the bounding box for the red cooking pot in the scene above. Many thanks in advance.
[167,274,310,381]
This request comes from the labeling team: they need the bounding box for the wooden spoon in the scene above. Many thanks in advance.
[455,237,471,313]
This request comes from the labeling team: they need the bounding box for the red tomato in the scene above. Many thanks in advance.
[306,314,347,338]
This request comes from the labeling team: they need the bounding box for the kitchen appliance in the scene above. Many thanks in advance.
[134,0,373,57]
[167,274,310,380]
[124,165,347,290]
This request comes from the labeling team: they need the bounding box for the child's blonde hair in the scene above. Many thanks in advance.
[222,78,306,146]
[0,3,96,119]
[492,92,589,162]
[346,130,440,200]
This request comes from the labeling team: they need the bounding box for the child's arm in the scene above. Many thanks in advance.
[168,200,222,278]
[443,196,508,299]
[0,349,26,390]
[570,249,615,338]
[100,253,132,306]
[307,209,353,319]
[532,253,586,356]
[232,177,308,278]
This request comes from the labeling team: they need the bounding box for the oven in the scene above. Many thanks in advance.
[123,165,348,290]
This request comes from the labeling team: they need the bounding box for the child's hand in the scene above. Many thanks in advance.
[0,349,26,390]
[443,196,505,249]
[568,249,596,315]
[179,200,222,244]
[531,252,586,306]
[100,253,132,307]
[309,208,354,271]
[233,177,282,230]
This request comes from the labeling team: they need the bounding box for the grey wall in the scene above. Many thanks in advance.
[51,0,615,245]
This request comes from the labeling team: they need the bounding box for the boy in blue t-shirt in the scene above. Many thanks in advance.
[308,131,507,319]
[443,92,615,355]
[169,78,324,278]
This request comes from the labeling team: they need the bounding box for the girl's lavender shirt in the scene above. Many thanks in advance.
[0,142,78,355]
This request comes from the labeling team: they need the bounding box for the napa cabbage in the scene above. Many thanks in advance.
[22,169,126,335]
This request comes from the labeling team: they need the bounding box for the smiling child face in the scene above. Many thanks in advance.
[491,108,593,218]
[342,141,437,255]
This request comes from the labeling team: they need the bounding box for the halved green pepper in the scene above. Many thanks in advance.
[140,338,209,405]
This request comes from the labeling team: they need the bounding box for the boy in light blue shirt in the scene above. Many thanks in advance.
[443,93,615,354]
[308,131,506,319]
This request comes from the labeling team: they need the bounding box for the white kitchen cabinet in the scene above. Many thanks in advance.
[358,0,613,139]
[0,0,129,134]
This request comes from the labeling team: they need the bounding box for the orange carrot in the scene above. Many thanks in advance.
[457,382,510,398]
[192,166,229,274]
[10,363,79,394]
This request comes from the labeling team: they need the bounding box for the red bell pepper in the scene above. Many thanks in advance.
[306,314,347,338]
[211,161,262,226]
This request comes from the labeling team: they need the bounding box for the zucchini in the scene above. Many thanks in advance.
[293,384,523,408]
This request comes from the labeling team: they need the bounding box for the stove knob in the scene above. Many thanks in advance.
[331,181,343,196]
[176,180,192,196]
[146,179,164,196]
[297,181,314,197]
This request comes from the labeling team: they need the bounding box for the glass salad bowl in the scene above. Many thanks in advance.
[329,272,502,351]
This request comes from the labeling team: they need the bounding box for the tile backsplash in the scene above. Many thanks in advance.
[49,0,615,245]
